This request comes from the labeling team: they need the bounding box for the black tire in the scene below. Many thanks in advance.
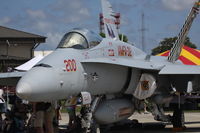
[90,120,100,133]
[172,107,185,128]
[71,116,83,133]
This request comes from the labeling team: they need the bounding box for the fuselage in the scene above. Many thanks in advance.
[16,30,174,102]
[17,41,170,102]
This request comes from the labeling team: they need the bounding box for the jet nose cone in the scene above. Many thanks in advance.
[16,81,32,100]
[16,67,60,102]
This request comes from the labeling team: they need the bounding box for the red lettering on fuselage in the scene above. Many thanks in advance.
[108,49,115,56]
[118,46,132,57]
[64,59,77,72]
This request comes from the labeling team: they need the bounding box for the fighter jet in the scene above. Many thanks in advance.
[1,0,200,132]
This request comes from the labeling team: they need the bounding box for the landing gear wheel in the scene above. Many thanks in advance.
[90,120,100,133]
[172,107,185,128]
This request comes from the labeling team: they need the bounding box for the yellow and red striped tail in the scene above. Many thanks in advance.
[158,45,200,65]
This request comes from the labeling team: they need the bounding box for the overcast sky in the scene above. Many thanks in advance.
[0,0,199,53]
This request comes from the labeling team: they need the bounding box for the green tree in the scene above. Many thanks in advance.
[151,37,197,55]
[119,34,128,42]
[99,32,128,42]
[99,32,106,38]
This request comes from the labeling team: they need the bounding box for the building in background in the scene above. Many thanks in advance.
[0,26,46,72]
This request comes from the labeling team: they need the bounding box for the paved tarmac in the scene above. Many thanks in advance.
[58,112,200,133]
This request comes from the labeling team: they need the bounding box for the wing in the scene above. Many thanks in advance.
[81,57,163,70]
[159,65,200,75]
[82,57,200,75]
[0,71,26,86]
[158,64,200,93]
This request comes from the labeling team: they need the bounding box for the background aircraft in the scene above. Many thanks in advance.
[0,0,200,132]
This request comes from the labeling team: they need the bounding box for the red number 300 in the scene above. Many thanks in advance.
[64,59,77,72]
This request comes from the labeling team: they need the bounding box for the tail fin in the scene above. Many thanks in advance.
[168,1,200,63]
[101,0,119,40]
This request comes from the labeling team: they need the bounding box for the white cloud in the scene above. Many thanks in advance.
[36,32,63,50]
[24,9,53,32]
[35,21,52,31]
[70,0,82,9]
[46,32,63,49]
[162,0,196,11]
[0,17,11,25]
[50,0,91,23]
[27,9,46,19]
[79,8,90,16]
[166,24,180,32]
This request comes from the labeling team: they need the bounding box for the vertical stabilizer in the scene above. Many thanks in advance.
[168,1,200,63]
[101,0,119,40]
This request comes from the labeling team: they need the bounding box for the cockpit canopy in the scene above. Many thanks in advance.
[57,28,102,49]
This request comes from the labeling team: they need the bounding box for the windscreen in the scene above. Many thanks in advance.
[57,32,88,49]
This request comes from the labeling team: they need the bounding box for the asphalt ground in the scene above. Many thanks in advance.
[58,112,200,133]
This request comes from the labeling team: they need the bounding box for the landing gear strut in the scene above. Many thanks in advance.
[79,92,102,133]
[151,103,171,122]
[80,106,100,133]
